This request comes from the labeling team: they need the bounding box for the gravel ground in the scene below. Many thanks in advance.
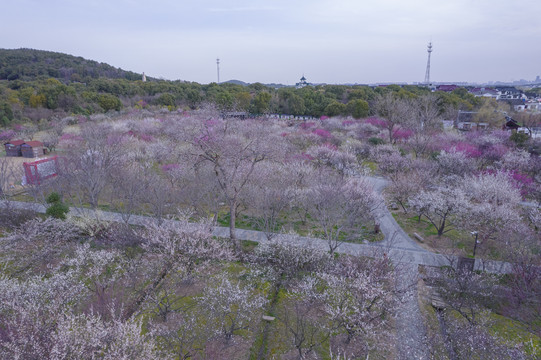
[394,263,430,360]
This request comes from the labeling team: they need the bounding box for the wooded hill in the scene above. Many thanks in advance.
[0,48,482,127]
[0,48,142,82]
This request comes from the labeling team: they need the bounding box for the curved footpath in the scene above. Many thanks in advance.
[0,179,512,274]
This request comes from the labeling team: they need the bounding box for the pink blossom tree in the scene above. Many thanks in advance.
[373,93,412,143]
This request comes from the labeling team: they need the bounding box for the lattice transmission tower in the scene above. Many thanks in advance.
[424,42,433,84]
[216,58,220,83]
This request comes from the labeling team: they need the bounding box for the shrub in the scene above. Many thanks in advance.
[0,208,37,230]
[45,192,69,220]
[368,137,384,146]
[510,132,529,148]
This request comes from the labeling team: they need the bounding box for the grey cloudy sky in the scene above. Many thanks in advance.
[2,0,540,84]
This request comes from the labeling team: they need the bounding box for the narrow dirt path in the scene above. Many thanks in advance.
[394,263,430,360]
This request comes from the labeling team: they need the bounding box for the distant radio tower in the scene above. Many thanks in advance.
[424,42,433,84]
[216,58,220,83]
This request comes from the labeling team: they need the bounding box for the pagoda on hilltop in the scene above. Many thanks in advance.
[295,75,310,88]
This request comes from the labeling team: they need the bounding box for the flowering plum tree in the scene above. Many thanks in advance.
[277,292,330,360]
[184,117,277,249]
[387,168,433,213]
[244,162,296,239]
[306,144,360,176]
[138,162,175,224]
[61,123,126,209]
[444,315,530,360]
[142,215,235,275]
[373,93,412,143]
[304,172,380,253]
[435,149,478,182]
[456,171,523,255]
[109,162,147,224]
[197,275,267,341]
[50,312,168,360]
[409,185,469,236]
[0,129,16,141]
[253,234,331,281]
[301,256,394,349]
[0,156,16,200]
[0,217,82,276]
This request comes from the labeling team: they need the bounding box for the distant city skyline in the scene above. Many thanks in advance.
[1,0,540,85]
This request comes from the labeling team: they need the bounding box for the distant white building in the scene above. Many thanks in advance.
[469,87,500,99]
[517,127,541,139]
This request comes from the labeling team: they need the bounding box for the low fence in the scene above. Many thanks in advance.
[23,156,59,185]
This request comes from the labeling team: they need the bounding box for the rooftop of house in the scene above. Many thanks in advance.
[436,84,458,92]
[22,141,44,147]
[495,86,521,93]
[500,98,526,106]
[4,139,25,146]
[470,87,500,95]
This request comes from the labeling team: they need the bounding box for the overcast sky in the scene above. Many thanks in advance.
[2,0,540,85]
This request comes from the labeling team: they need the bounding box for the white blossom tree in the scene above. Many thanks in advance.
[61,123,126,209]
[297,255,395,356]
[253,234,331,282]
[436,149,478,182]
[244,162,296,239]
[51,311,169,360]
[305,172,381,253]
[444,315,529,360]
[183,117,279,249]
[409,185,470,237]
[142,215,235,274]
[197,275,268,342]
[457,171,523,255]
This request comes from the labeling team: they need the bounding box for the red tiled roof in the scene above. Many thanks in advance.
[22,141,44,147]
[4,139,25,146]
[437,85,458,92]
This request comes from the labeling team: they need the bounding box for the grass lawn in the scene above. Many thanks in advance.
[391,210,475,257]
[488,312,541,357]
[218,212,384,244]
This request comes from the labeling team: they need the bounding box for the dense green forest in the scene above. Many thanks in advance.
[0,48,481,127]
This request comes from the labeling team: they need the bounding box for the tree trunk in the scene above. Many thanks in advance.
[437,215,447,237]
[229,198,240,251]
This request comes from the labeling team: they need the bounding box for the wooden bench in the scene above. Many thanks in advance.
[413,232,424,243]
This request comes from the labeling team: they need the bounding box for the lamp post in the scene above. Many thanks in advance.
[471,231,479,257]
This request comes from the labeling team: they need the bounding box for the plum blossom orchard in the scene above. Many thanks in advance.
[1,94,540,358]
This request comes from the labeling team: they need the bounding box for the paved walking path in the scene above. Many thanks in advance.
[0,179,512,274]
